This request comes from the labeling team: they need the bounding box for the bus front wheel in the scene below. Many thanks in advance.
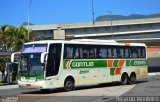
[121,73,128,85]
[64,78,74,91]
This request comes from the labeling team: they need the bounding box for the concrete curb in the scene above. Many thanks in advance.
[148,72,160,76]
[0,84,19,90]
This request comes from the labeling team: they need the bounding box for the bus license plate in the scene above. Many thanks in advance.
[21,77,25,81]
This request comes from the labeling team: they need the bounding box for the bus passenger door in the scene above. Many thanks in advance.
[45,44,62,86]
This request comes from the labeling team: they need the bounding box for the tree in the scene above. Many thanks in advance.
[0,25,10,50]
[0,25,36,52]
[0,25,36,83]
[8,26,28,51]
[0,58,7,82]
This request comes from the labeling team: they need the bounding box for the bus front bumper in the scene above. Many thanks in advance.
[18,80,46,89]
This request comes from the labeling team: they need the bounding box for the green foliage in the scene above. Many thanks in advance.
[7,26,27,51]
[0,25,10,49]
[0,25,36,52]
[0,58,6,73]
[0,25,38,83]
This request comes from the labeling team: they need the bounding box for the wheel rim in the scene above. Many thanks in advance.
[66,81,72,88]
[130,75,136,82]
[121,74,128,84]
[124,76,127,82]
[65,79,74,91]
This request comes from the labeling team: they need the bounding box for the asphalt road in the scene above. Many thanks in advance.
[107,75,160,102]
[122,75,160,96]
[0,84,135,102]
[0,75,160,102]
[0,83,135,102]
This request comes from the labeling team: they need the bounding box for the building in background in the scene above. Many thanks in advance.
[24,17,160,71]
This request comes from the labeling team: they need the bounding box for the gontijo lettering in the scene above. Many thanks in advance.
[72,62,94,68]
[134,61,146,65]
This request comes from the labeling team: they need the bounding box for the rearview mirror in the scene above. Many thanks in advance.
[41,52,48,64]
[11,52,21,63]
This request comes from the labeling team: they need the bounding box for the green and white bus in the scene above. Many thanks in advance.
[11,39,148,92]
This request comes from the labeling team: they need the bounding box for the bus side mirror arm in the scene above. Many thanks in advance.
[41,52,48,64]
[11,52,21,63]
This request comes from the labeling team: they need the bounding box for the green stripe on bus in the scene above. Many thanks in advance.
[36,75,44,79]
[64,59,147,69]
[19,75,44,80]
[113,60,119,67]
[126,60,147,66]
[110,68,116,75]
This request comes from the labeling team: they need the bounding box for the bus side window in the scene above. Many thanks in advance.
[138,48,141,58]
[65,47,69,58]
[112,48,117,58]
[141,48,146,58]
[66,47,73,59]
[80,48,83,58]
[89,48,94,58]
[94,48,97,59]
[125,48,129,58]
[100,48,107,58]
[107,48,112,58]
[131,47,138,58]
[120,48,124,58]
[64,48,67,58]
[117,48,121,58]
[137,47,146,58]
[74,48,79,58]
[97,48,102,58]
[82,48,89,59]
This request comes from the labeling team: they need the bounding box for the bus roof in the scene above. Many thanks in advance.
[24,39,146,47]
[70,39,117,43]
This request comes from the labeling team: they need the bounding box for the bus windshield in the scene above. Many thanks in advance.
[19,44,47,77]
[19,53,44,76]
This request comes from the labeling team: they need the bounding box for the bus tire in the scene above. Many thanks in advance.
[128,73,136,85]
[64,77,75,91]
[121,73,128,85]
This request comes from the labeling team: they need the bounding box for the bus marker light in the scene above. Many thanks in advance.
[125,43,130,46]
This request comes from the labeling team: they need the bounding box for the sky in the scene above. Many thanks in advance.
[1,0,160,26]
